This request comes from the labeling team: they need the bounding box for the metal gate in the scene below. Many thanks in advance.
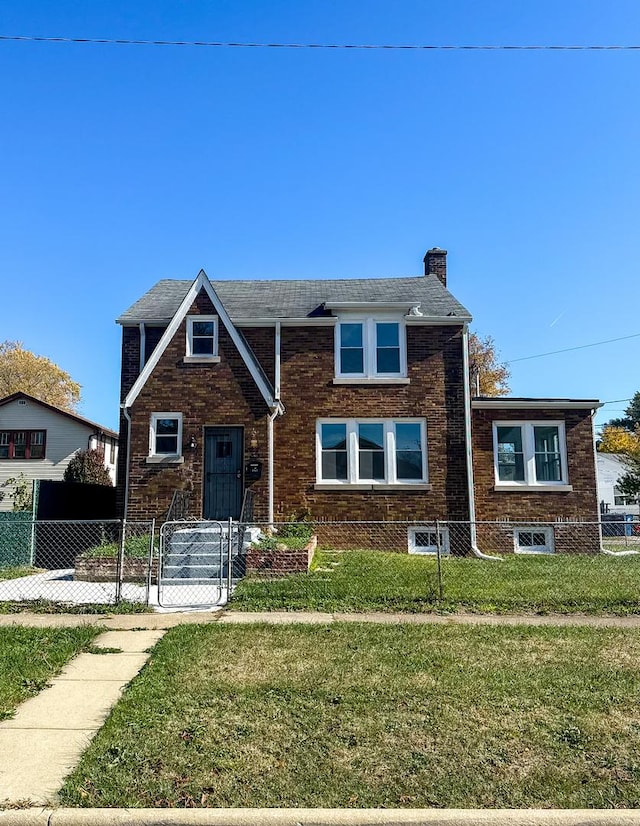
[158,519,241,608]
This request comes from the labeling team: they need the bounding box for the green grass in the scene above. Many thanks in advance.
[59,622,640,808]
[0,566,42,580]
[0,626,101,720]
[0,599,151,614]
[79,535,154,560]
[230,549,640,614]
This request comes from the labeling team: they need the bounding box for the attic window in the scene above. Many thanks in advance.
[186,316,219,361]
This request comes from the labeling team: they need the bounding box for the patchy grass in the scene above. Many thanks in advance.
[230,549,640,615]
[0,599,150,615]
[79,535,154,560]
[0,566,42,581]
[60,622,640,808]
[0,626,101,720]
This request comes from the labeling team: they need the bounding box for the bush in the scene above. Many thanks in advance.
[64,449,113,486]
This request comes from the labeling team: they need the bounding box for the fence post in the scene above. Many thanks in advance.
[146,519,156,607]
[435,520,444,601]
[29,480,39,566]
[115,519,126,604]
[227,516,233,597]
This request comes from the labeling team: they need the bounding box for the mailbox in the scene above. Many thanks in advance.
[245,460,263,481]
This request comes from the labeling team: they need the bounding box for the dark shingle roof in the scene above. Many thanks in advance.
[117,274,471,324]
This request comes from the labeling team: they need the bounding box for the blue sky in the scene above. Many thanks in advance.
[2,1,639,432]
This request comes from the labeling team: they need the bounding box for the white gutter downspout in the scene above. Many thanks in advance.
[267,322,283,526]
[462,324,502,562]
[591,411,638,556]
[121,405,132,521]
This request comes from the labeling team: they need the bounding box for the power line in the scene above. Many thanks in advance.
[507,332,640,364]
[2,34,640,50]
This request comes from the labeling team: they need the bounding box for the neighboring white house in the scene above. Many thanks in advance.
[596,452,640,516]
[0,392,118,512]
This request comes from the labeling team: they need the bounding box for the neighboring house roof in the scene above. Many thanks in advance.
[472,397,602,410]
[123,271,280,411]
[0,392,119,439]
[116,274,472,324]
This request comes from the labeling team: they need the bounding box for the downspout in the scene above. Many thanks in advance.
[268,322,283,526]
[591,410,638,556]
[462,324,502,561]
[121,405,132,521]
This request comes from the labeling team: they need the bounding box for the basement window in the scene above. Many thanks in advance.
[514,526,555,554]
[408,526,450,555]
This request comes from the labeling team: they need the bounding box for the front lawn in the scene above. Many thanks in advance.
[0,626,101,720]
[60,623,640,808]
[230,549,640,614]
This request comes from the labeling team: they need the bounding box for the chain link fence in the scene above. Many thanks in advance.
[230,518,640,614]
[0,519,155,608]
[1,516,640,613]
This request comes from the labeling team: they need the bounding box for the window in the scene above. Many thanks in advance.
[614,487,637,507]
[336,318,406,378]
[186,315,218,358]
[408,526,450,555]
[0,430,46,460]
[150,413,182,457]
[493,422,567,486]
[317,419,427,484]
[109,438,116,465]
[514,527,555,554]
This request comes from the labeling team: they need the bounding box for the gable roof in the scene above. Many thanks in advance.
[0,392,118,438]
[117,273,471,324]
[123,271,280,411]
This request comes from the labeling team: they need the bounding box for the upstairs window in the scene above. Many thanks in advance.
[0,430,46,460]
[317,419,427,485]
[494,422,567,486]
[336,318,406,378]
[150,413,183,457]
[186,316,218,359]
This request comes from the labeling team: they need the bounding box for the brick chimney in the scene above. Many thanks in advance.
[424,248,447,286]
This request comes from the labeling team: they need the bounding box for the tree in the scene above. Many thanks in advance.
[598,392,640,455]
[468,332,510,397]
[598,425,640,455]
[63,449,113,486]
[0,341,81,412]
[0,474,33,512]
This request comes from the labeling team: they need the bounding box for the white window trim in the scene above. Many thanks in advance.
[334,316,407,379]
[316,418,427,485]
[492,420,568,487]
[186,315,219,360]
[513,526,555,554]
[408,526,450,555]
[149,412,183,458]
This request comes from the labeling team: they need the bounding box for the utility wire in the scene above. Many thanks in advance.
[507,332,640,364]
[2,34,640,50]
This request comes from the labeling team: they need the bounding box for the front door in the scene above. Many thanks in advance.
[203,427,244,520]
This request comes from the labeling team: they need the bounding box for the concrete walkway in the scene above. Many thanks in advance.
[0,628,165,805]
[4,609,640,630]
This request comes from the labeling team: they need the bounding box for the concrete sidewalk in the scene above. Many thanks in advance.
[1,808,640,825]
[0,629,165,805]
[4,610,640,629]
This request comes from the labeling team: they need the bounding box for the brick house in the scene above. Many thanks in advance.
[116,249,601,555]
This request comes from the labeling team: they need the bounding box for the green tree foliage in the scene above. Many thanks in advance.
[0,341,81,412]
[598,391,640,500]
[63,449,113,486]
[0,474,34,512]
[468,333,510,397]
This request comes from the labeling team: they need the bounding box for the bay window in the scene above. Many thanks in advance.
[317,418,427,485]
